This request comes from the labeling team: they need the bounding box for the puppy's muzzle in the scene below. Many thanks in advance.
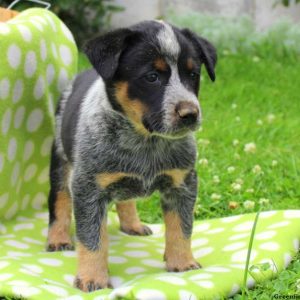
[175,101,200,128]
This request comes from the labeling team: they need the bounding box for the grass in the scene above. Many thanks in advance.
[78,47,300,297]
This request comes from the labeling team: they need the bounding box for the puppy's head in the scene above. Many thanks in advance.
[85,21,217,137]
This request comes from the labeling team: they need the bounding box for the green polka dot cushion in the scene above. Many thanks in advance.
[1,7,300,300]
[0,210,300,299]
[0,8,77,220]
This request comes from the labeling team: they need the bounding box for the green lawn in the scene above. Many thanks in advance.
[78,52,300,298]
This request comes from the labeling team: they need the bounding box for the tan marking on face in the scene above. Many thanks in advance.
[187,58,195,71]
[47,191,72,247]
[75,218,109,291]
[96,172,140,189]
[115,82,149,135]
[154,58,168,71]
[164,211,200,271]
[162,169,190,188]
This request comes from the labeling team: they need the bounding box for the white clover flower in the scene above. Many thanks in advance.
[234,153,241,160]
[235,116,241,122]
[198,158,208,166]
[227,166,235,173]
[243,200,255,210]
[244,142,256,154]
[271,160,278,167]
[231,182,242,191]
[211,193,221,201]
[267,113,275,123]
[235,178,244,185]
[213,175,220,184]
[232,139,239,146]
[231,103,237,109]
[252,56,260,63]
[246,188,254,193]
[252,165,262,174]
[259,198,270,205]
[256,119,263,126]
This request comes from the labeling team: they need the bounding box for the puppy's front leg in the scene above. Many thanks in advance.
[161,170,201,272]
[71,173,109,292]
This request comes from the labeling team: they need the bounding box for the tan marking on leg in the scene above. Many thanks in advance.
[47,191,73,251]
[75,218,109,292]
[164,211,200,272]
[187,58,195,71]
[116,200,152,236]
[96,172,140,189]
[115,82,149,135]
[162,169,190,188]
[154,58,168,71]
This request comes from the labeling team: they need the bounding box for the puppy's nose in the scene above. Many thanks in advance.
[175,102,199,126]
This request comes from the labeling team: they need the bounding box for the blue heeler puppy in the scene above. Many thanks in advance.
[46,20,217,292]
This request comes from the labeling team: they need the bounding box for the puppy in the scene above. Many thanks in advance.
[46,20,217,292]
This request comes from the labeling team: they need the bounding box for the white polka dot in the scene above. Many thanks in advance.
[60,45,73,66]
[26,109,44,132]
[0,153,4,172]
[194,280,214,288]
[5,240,29,249]
[14,223,34,231]
[61,22,75,42]
[293,238,299,251]
[259,242,279,251]
[24,164,38,182]
[194,247,214,258]
[229,232,250,241]
[32,192,46,210]
[268,221,290,229]
[7,44,21,69]
[125,242,147,248]
[109,256,128,264]
[33,76,45,100]
[32,16,47,25]
[223,242,246,251]
[284,210,300,219]
[22,237,43,245]
[45,15,57,31]
[2,108,12,135]
[7,137,17,161]
[62,251,76,257]
[14,106,25,129]
[110,276,124,288]
[0,23,11,35]
[124,251,150,258]
[233,221,254,232]
[247,277,255,288]
[179,290,197,300]
[24,51,37,78]
[38,167,49,184]
[260,211,277,218]
[51,43,58,58]
[0,273,13,281]
[64,296,83,300]
[7,280,29,286]
[40,284,68,296]
[41,136,53,156]
[231,249,257,263]
[23,141,34,161]
[110,286,133,299]
[58,68,69,92]
[222,215,242,223]
[63,274,75,285]
[11,162,20,187]
[156,276,187,285]
[40,39,47,61]
[12,286,41,297]
[255,230,277,240]
[21,195,30,210]
[141,259,165,268]
[38,258,63,266]
[30,20,44,31]
[20,264,43,274]
[205,227,224,234]
[0,223,7,234]
[17,25,32,42]
[135,289,166,300]
[228,284,240,297]
[41,227,48,237]
[125,267,146,274]
[284,253,292,267]
[0,261,10,270]
[7,251,32,257]
[205,266,231,273]
[0,78,10,99]
[46,64,55,84]
[0,193,9,209]
[189,273,212,280]
[194,223,210,232]
[12,79,24,103]
[192,238,208,247]
[5,202,18,219]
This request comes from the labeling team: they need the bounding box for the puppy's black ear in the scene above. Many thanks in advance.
[181,29,217,82]
[84,28,136,80]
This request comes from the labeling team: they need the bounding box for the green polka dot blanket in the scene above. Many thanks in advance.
[1,7,300,300]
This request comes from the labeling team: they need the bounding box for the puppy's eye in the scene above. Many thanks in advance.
[145,72,159,83]
[189,71,198,79]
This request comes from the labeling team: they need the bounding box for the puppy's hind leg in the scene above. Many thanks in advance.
[47,142,73,251]
[116,200,152,236]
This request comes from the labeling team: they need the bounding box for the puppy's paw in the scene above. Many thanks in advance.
[74,275,110,292]
[166,259,201,272]
[121,224,153,236]
[46,242,74,252]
